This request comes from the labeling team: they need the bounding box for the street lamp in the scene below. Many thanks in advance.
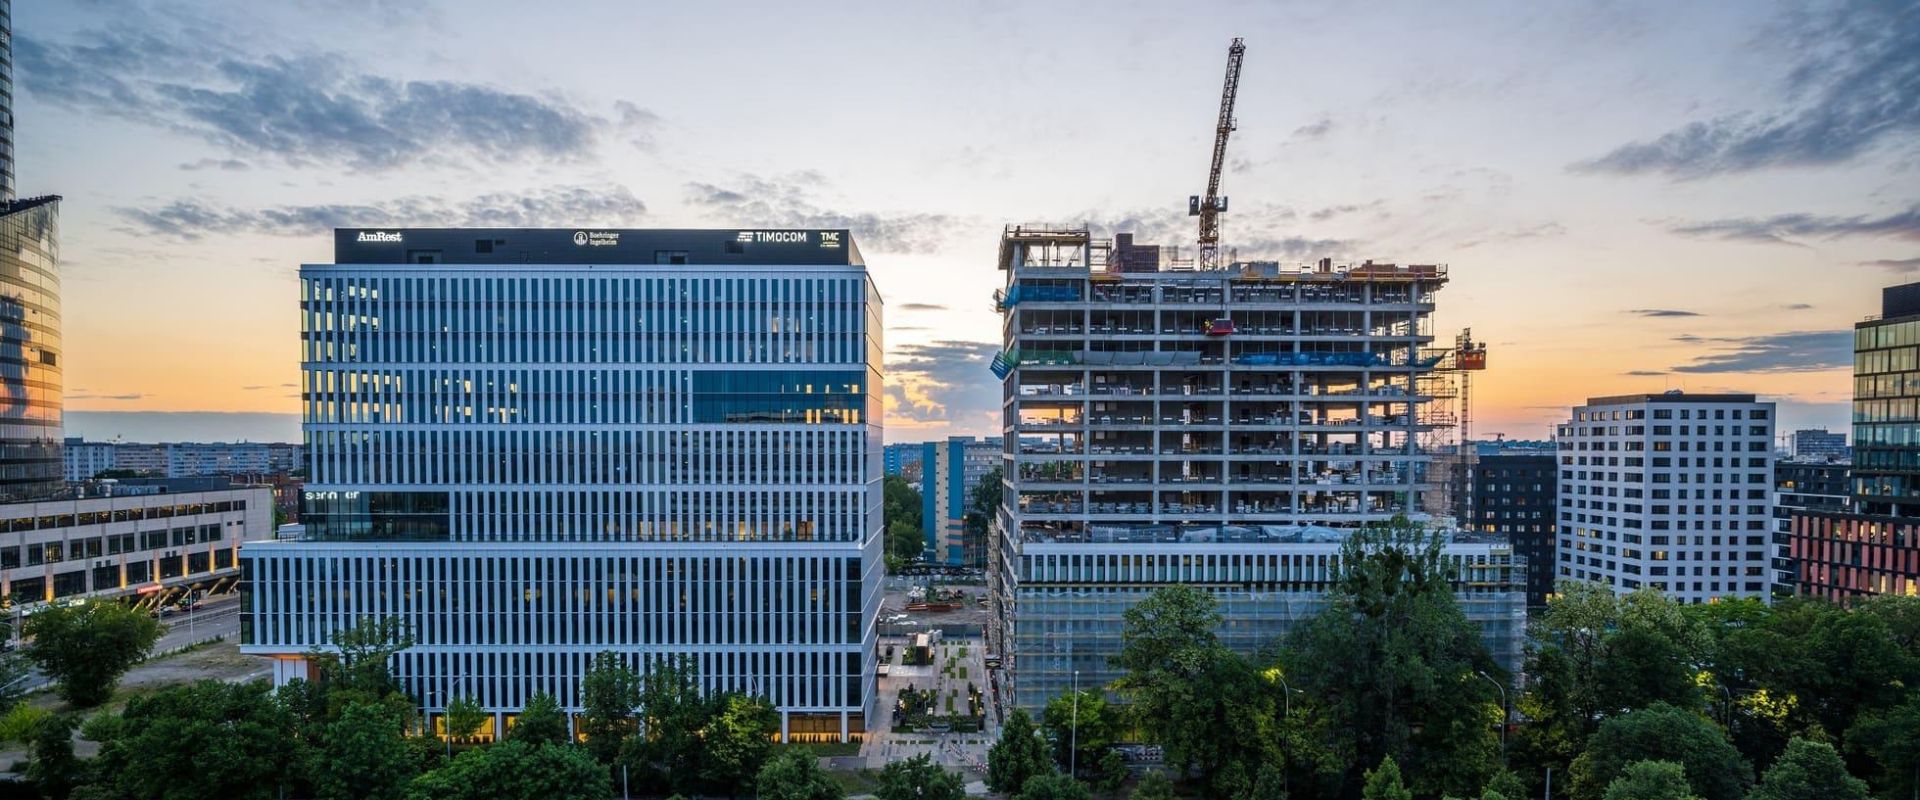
[1475,670,1508,765]
[1069,670,1079,780]
[428,675,468,760]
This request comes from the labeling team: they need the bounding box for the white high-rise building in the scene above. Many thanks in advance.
[1556,392,1776,603]
[242,228,883,742]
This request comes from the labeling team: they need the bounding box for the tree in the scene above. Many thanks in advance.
[963,468,1004,553]
[754,748,841,800]
[885,475,926,565]
[701,693,779,794]
[406,740,610,800]
[319,702,415,800]
[1282,517,1500,797]
[1244,761,1288,800]
[507,691,568,746]
[626,656,714,795]
[1111,584,1278,794]
[1484,770,1527,800]
[94,680,306,800]
[325,616,414,695]
[1363,757,1413,800]
[1569,703,1749,800]
[877,753,965,800]
[1042,690,1117,779]
[1018,773,1092,800]
[1536,584,1707,737]
[1601,761,1698,800]
[1713,600,1910,748]
[22,599,163,706]
[1746,739,1869,800]
[1593,625,1700,716]
[1096,750,1130,797]
[578,651,641,764]
[0,701,51,745]
[988,708,1054,794]
[1131,771,1176,800]
[27,713,81,800]
[443,697,487,743]
[1846,695,1920,800]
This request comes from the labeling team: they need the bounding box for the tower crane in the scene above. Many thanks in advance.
[1190,37,1245,270]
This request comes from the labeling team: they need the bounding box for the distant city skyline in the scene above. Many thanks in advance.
[24,0,1912,442]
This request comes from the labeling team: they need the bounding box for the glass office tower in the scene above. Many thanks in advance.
[0,1,65,503]
[242,228,884,742]
[1791,282,1920,600]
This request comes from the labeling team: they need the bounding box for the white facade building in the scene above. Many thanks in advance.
[991,227,1525,708]
[241,228,883,742]
[1556,392,1776,602]
[65,440,302,482]
[0,481,270,605]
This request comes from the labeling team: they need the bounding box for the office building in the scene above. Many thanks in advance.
[1463,440,1557,609]
[242,227,883,742]
[882,442,924,480]
[0,478,271,605]
[1556,392,1776,602]
[1790,283,1920,600]
[0,1,62,504]
[919,436,1000,566]
[1790,429,1847,461]
[990,226,1525,708]
[1771,460,1848,596]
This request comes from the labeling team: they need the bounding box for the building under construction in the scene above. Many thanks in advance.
[986,227,1525,708]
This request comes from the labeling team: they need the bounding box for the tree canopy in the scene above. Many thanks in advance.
[23,600,163,707]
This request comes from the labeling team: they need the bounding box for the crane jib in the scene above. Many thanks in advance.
[1195,37,1246,269]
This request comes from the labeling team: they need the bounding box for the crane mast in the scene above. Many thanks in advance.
[1191,37,1245,270]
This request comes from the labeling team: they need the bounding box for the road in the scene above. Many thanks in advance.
[9,594,243,696]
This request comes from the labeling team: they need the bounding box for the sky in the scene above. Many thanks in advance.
[19,0,1919,444]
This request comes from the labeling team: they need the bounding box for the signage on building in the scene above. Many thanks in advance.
[735,231,811,244]
[820,231,842,249]
[355,231,402,243]
[572,231,620,247]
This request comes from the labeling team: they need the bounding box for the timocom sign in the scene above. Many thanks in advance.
[355,231,403,243]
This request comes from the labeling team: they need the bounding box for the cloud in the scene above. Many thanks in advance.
[1782,303,1815,310]
[898,303,947,312]
[178,158,249,172]
[68,393,147,401]
[1668,205,1920,245]
[1669,330,1852,374]
[1864,257,1920,272]
[116,183,646,240]
[1290,117,1333,141]
[886,340,1000,427]
[1622,370,1668,376]
[1627,309,1703,318]
[1307,200,1383,222]
[1572,3,1920,177]
[17,14,632,171]
[240,385,268,391]
[684,174,956,254]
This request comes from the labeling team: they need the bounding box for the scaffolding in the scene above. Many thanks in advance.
[1417,329,1489,521]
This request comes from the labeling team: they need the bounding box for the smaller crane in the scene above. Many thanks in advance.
[1191,37,1245,270]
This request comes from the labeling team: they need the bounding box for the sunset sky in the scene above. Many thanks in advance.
[23,0,1917,444]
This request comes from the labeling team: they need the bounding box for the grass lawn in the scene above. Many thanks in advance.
[786,740,862,757]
